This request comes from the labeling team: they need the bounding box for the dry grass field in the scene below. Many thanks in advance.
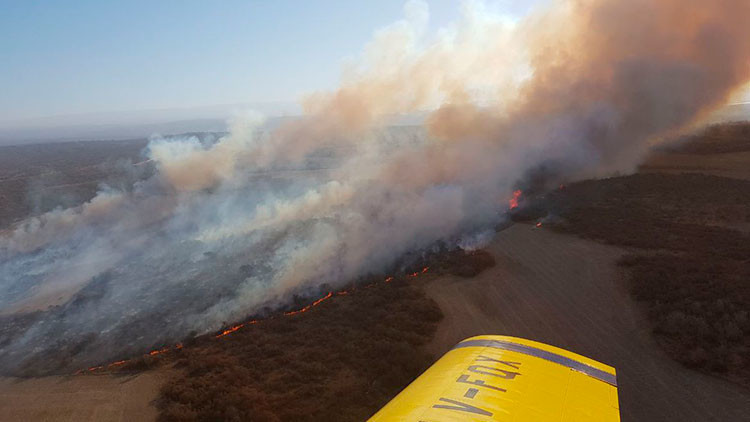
[553,175,750,384]
[0,277,444,422]
[157,280,442,422]
[1,122,749,421]
[642,121,750,181]
[0,139,148,229]
[146,250,492,421]
[534,125,750,387]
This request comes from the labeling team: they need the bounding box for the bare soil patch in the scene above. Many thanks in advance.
[0,370,167,422]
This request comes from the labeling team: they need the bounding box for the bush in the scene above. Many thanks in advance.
[543,173,750,386]
[157,281,442,421]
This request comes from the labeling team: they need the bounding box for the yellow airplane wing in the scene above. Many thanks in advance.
[369,335,619,421]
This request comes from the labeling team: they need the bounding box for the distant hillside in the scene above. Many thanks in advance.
[0,133,223,229]
[705,102,750,123]
[0,119,228,146]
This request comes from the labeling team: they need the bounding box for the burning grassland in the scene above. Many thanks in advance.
[0,227,492,378]
[140,278,443,422]
[2,0,750,381]
[75,247,493,377]
[36,247,495,421]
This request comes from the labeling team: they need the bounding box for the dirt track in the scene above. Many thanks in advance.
[423,224,750,421]
[0,371,165,422]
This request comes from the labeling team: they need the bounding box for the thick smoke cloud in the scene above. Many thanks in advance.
[1,0,749,374]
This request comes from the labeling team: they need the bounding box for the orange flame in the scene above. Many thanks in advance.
[80,265,435,373]
[312,292,333,306]
[509,190,522,209]
[149,347,169,356]
[215,320,259,338]
[284,292,333,316]
[407,267,429,277]
[216,325,243,338]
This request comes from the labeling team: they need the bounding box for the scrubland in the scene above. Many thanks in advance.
[534,123,750,385]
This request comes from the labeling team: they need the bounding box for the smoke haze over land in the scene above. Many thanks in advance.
[1,0,750,374]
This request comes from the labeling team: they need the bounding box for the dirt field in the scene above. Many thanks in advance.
[422,224,750,421]
[0,371,168,422]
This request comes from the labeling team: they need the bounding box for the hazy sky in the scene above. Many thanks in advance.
[3,0,748,128]
[0,0,539,124]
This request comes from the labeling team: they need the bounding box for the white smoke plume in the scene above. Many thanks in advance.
[1,0,749,374]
